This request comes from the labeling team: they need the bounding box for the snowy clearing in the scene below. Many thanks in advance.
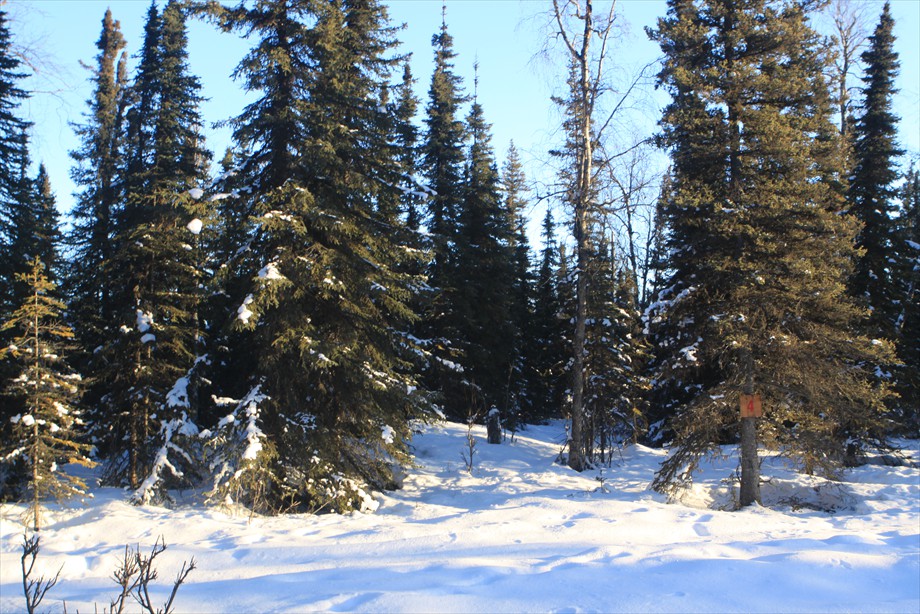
[1,422,918,613]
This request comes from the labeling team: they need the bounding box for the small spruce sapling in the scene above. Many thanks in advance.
[1,258,94,531]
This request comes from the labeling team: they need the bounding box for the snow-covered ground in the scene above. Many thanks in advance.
[1,421,918,613]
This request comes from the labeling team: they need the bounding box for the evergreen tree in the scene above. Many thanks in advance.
[0,259,94,530]
[452,80,517,425]
[417,10,469,419]
[893,163,919,429]
[848,1,903,338]
[67,9,129,365]
[123,0,163,182]
[501,142,535,430]
[204,0,431,513]
[422,9,467,272]
[30,165,62,280]
[393,60,423,229]
[95,0,212,502]
[4,129,38,304]
[647,0,893,503]
[5,160,63,338]
[0,8,32,320]
[529,208,566,422]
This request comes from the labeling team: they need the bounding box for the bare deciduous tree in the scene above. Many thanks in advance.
[827,0,871,137]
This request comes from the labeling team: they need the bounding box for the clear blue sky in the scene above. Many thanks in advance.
[9,0,920,227]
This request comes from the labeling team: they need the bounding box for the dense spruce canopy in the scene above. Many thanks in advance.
[648,0,893,494]
[451,90,518,423]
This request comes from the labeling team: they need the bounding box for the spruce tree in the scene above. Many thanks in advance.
[893,163,919,429]
[529,208,566,422]
[0,8,32,320]
[417,10,469,419]
[0,259,94,530]
[647,0,893,504]
[848,1,903,338]
[67,9,129,366]
[393,61,423,229]
[501,142,535,429]
[204,0,430,513]
[30,165,61,280]
[95,0,212,501]
[452,81,517,425]
[582,230,650,460]
[4,129,38,305]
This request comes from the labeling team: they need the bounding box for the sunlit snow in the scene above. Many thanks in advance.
[0,422,916,613]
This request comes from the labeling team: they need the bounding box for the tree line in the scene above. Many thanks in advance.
[1,0,916,525]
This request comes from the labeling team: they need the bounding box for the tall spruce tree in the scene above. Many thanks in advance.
[393,61,423,229]
[647,0,893,505]
[67,9,129,367]
[0,8,32,320]
[452,79,517,425]
[417,10,469,419]
[204,0,430,514]
[848,1,903,339]
[96,0,212,501]
[529,208,566,422]
[5,160,63,338]
[29,165,61,280]
[501,142,535,429]
[894,164,919,425]
[4,130,38,304]
[1,259,94,530]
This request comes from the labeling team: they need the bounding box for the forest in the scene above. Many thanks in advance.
[0,0,917,527]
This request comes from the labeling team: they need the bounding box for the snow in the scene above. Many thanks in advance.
[258,262,285,281]
[186,218,203,235]
[187,188,204,200]
[236,295,254,323]
[136,309,154,333]
[381,424,395,444]
[167,377,190,408]
[1,422,917,613]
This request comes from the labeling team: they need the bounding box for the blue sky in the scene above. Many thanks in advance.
[10,0,920,226]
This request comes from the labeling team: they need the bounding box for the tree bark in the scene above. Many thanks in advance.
[739,351,760,507]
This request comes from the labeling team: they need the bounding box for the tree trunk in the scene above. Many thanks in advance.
[739,351,760,507]
[486,407,502,444]
[566,0,595,474]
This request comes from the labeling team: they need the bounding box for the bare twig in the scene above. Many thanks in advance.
[20,533,62,614]
[110,544,140,614]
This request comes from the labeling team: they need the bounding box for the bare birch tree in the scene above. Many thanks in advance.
[550,0,620,471]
